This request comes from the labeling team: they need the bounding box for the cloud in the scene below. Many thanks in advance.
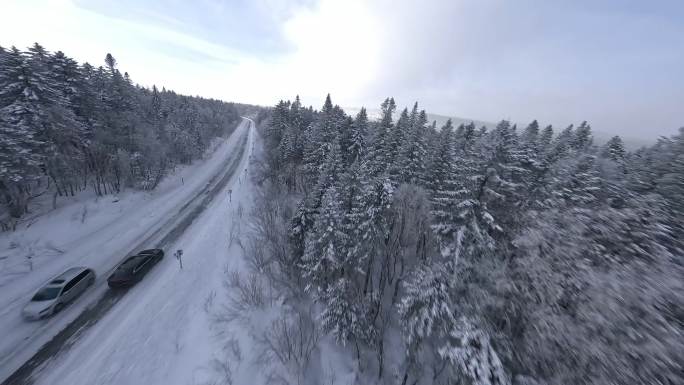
[73,0,317,56]
[357,0,684,138]
[1,0,681,138]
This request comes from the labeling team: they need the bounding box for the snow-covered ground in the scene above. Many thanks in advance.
[29,121,256,385]
[0,119,251,383]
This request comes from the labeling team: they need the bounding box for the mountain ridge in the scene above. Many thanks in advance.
[345,106,653,150]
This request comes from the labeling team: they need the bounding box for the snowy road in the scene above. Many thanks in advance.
[0,118,254,385]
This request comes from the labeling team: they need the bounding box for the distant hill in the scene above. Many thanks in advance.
[345,107,494,130]
[344,107,652,150]
[591,130,652,150]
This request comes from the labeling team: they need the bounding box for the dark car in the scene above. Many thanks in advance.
[107,249,164,288]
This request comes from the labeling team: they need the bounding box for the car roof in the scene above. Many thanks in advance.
[51,266,89,284]
[137,249,161,255]
[120,255,144,267]
[122,255,138,263]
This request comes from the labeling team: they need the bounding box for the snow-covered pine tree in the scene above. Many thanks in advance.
[319,276,375,350]
[301,121,325,187]
[286,95,306,164]
[386,107,410,179]
[649,128,684,216]
[48,51,79,108]
[601,135,626,161]
[4,44,73,170]
[301,95,345,188]
[365,98,395,177]
[428,119,465,257]
[354,171,394,296]
[476,120,530,234]
[301,183,347,295]
[5,44,68,146]
[347,107,368,164]
[515,120,553,210]
[397,108,428,185]
[74,62,102,125]
[268,100,290,158]
[0,47,48,216]
[571,121,593,151]
[548,124,574,162]
[149,84,163,125]
[426,119,454,196]
[291,137,345,262]
[104,52,117,73]
[539,124,554,150]
[42,50,90,195]
[397,261,456,384]
[520,120,540,157]
[548,154,603,208]
[398,261,455,346]
[438,319,510,385]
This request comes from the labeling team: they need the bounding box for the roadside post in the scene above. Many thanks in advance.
[175,249,183,270]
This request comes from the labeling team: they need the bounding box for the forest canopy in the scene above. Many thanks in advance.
[248,95,683,385]
[0,43,240,222]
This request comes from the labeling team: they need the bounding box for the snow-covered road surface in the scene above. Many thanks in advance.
[0,118,252,384]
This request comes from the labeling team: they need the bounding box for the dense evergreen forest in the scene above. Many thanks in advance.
[0,43,241,224]
[248,95,683,385]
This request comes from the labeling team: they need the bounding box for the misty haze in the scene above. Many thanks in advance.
[0,1,682,385]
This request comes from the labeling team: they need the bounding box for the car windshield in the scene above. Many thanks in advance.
[113,260,137,276]
[115,257,135,270]
[32,286,61,301]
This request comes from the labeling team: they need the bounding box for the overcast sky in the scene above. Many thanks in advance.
[2,0,682,139]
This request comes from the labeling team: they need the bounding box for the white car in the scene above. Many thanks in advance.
[22,267,96,320]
